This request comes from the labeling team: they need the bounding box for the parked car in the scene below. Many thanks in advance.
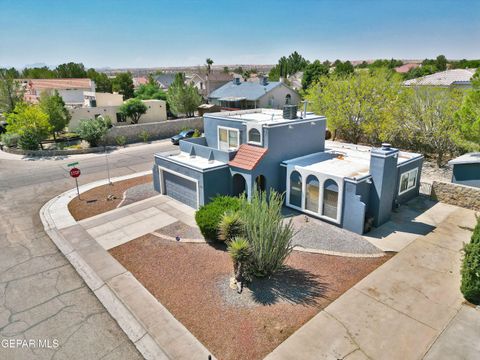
[171,129,195,145]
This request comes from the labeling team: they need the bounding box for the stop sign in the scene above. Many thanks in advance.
[69,167,81,178]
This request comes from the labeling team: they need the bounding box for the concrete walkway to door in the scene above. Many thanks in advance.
[265,202,479,360]
[79,195,199,250]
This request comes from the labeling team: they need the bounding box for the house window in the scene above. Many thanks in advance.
[289,171,302,208]
[248,128,261,144]
[285,94,291,105]
[116,113,126,122]
[399,168,418,195]
[218,127,239,151]
[306,175,319,212]
[323,179,339,220]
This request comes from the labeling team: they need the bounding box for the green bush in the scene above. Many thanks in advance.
[1,133,20,147]
[138,130,149,143]
[461,219,480,304]
[240,190,294,277]
[115,135,127,146]
[195,196,242,241]
[228,237,251,282]
[76,117,109,147]
[192,129,201,138]
[218,210,243,242]
[18,128,44,150]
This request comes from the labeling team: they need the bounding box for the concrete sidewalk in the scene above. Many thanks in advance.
[265,203,479,360]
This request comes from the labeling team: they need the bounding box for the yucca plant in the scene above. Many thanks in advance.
[218,210,244,242]
[240,190,294,277]
[227,237,252,288]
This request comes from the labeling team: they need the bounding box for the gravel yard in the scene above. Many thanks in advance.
[109,235,392,360]
[68,174,152,221]
[119,182,158,207]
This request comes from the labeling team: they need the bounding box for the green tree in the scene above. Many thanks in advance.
[167,73,202,117]
[333,61,354,76]
[302,60,329,90]
[86,68,112,93]
[6,103,51,150]
[134,83,166,101]
[455,69,480,150]
[39,90,71,139]
[75,117,110,147]
[55,62,87,78]
[393,87,463,166]
[269,51,309,81]
[112,72,134,99]
[119,98,147,124]
[21,66,56,79]
[306,69,401,144]
[436,55,448,71]
[0,69,24,114]
[460,218,480,304]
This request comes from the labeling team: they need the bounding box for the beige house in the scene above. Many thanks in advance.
[69,93,167,130]
[20,78,95,106]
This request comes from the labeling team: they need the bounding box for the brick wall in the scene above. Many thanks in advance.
[104,117,204,145]
[431,181,480,211]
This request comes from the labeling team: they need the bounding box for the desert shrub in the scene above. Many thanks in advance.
[240,190,294,277]
[76,117,109,147]
[139,130,149,143]
[195,196,242,241]
[461,219,480,304]
[18,128,44,150]
[218,210,243,242]
[228,237,252,282]
[115,135,127,146]
[1,132,20,147]
[192,129,201,138]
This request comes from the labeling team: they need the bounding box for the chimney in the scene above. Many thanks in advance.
[258,75,268,86]
[283,104,298,120]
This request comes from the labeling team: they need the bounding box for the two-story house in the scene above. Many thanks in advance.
[152,106,424,234]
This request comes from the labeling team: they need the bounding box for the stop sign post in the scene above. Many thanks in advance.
[69,167,81,199]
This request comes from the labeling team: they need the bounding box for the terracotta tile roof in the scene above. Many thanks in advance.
[26,78,93,89]
[229,144,268,170]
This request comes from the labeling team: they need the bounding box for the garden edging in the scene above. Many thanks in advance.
[39,172,214,360]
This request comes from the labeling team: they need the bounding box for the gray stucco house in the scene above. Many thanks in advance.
[208,76,300,110]
[153,106,424,234]
[448,153,480,188]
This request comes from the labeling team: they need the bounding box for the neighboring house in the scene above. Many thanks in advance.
[20,78,95,105]
[152,105,423,234]
[394,63,420,74]
[69,92,167,130]
[404,69,476,88]
[448,153,480,188]
[133,77,148,89]
[208,76,300,110]
[187,71,233,97]
[287,71,303,90]
[153,73,177,90]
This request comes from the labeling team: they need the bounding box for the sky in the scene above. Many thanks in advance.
[1,0,479,69]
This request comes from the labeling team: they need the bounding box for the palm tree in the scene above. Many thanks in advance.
[205,58,214,96]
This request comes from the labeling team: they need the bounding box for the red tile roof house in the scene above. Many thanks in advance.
[20,78,95,106]
[152,105,423,234]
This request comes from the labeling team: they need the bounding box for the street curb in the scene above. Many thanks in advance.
[39,172,214,360]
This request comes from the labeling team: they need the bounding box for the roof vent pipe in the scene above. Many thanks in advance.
[302,101,308,118]
[381,143,392,150]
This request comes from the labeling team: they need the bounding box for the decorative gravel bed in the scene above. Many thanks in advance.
[119,182,159,207]
[68,175,152,221]
[109,235,392,360]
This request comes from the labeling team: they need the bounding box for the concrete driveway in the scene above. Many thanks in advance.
[266,201,479,360]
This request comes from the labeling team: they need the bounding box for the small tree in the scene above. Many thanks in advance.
[167,73,202,117]
[76,117,109,147]
[0,69,24,114]
[218,210,243,242]
[228,238,251,292]
[39,90,71,139]
[461,218,480,305]
[455,69,480,151]
[120,98,147,124]
[6,103,51,150]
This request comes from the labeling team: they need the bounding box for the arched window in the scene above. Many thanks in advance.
[306,175,319,212]
[285,94,292,105]
[248,128,261,143]
[289,171,302,207]
[323,179,339,219]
